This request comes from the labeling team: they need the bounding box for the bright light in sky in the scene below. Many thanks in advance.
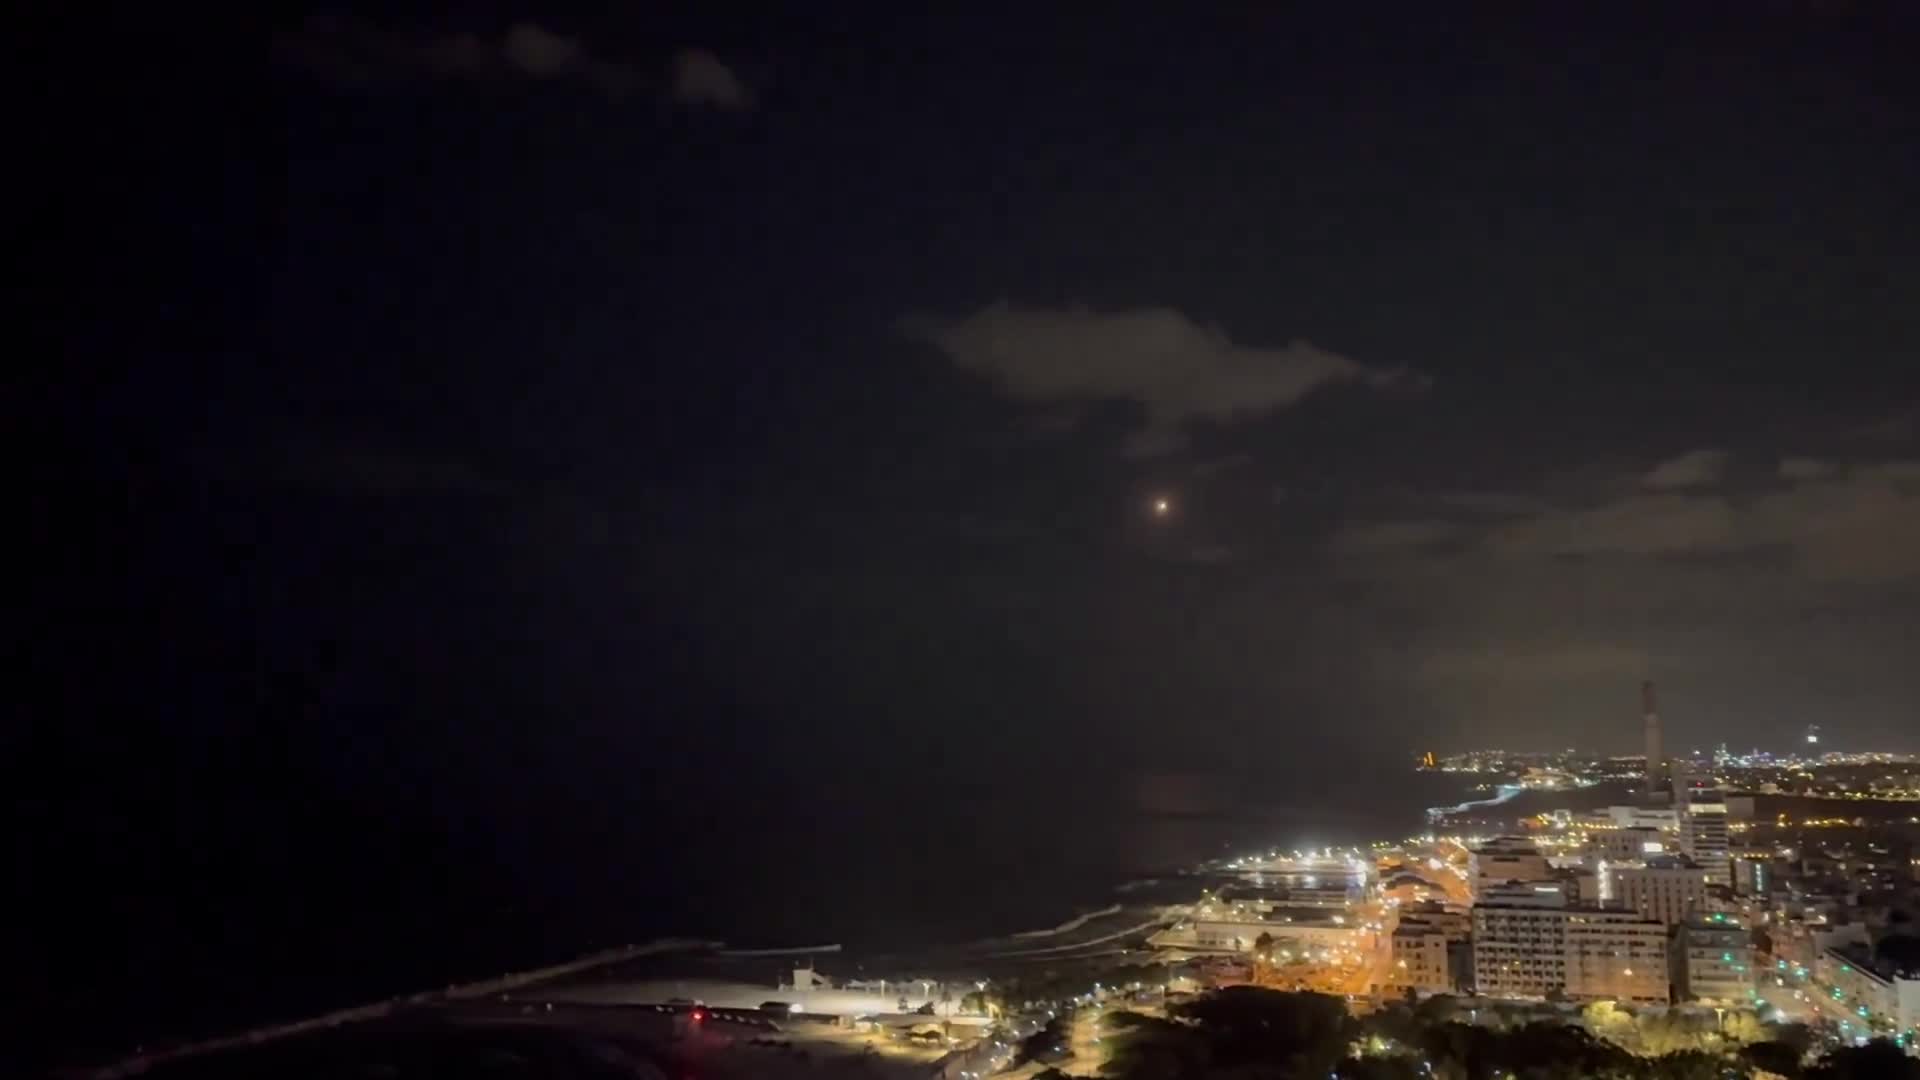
[1151,496,1172,517]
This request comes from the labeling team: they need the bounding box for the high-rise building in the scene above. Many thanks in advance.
[1390,926,1452,995]
[1671,917,1750,1003]
[1607,804,1679,831]
[1468,837,1553,901]
[1611,856,1710,926]
[1565,913,1671,1005]
[1472,900,1669,1004]
[1643,681,1665,797]
[1591,827,1667,862]
[1679,791,1731,888]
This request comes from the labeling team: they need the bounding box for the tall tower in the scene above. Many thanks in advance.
[1643,680,1665,797]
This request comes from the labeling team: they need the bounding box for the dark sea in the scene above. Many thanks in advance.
[36,757,1474,1069]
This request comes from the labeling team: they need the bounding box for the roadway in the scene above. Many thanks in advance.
[1753,960,1905,1046]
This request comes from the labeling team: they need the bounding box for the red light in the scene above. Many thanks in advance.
[690,1008,706,1022]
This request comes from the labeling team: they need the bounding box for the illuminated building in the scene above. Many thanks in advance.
[1671,917,1749,1004]
[1471,898,1669,1004]
[1397,902,1473,995]
[1611,857,1710,927]
[1678,791,1731,887]
[1590,827,1666,862]
[1564,913,1670,1005]
[1819,945,1920,1034]
[1390,926,1451,995]
[1607,804,1679,831]
[1730,853,1771,897]
[1468,837,1552,901]
[1187,906,1362,955]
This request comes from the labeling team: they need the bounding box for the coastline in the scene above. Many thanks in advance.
[74,769,1482,1074]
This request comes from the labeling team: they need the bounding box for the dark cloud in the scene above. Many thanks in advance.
[900,302,1425,456]
[1334,459,1920,584]
[667,49,754,110]
[1191,453,1254,477]
[1779,457,1836,481]
[275,17,641,97]
[1326,519,1466,555]
[1487,494,1741,556]
[1641,448,1730,490]
[1177,544,1239,565]
[1851,406,1920,444]
[1419,492,1553,516]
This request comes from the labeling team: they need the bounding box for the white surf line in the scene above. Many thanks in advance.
[988,916,1168,958]
[1426,783,1524,820]
[1010,904,1123,939]
[717,943,843,957]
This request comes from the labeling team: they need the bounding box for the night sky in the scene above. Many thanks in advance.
[25,2,1920,1060]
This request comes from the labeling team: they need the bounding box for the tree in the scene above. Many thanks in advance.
[1016,1017,1070,1067]
[1417,1021,1489,1074]
[1722,1010,1771,1047]
[1492,1021,1634,1079]
[1362,1001,1423,1049]
[1171,987,1354,1076]
[1253,930,1276,961]
[1741,1039,1806,1079]
[1414,993,1460,1028]
[1338,1056,1424,1080]
[1582,999,1637,1049]
[1645,1049,1726,1080]
[1101,1011,1208,1078]
[1770,1022,1815,1056]
[1807,1038,1920,1080]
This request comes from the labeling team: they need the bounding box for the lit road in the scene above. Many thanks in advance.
[1067,1005,1110,1076]
[1754,962,1903,1047]
[1391,840,1474,907]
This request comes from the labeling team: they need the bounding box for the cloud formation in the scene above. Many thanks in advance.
[1487,494,1740,556]
[1338,459,1920,582]
[1327,519,1465,555]
[1642,448,1730,490]
[1779,457,1836,481]
[901,302,1423,455]
[668,49,754,110]
[276,17,748,104]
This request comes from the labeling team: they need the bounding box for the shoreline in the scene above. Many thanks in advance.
[78,773,1482,1074]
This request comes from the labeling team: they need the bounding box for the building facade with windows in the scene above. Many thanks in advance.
[1471,901,1669,1004]
[1671,917,1750,1003]
[1611,857,1710,926]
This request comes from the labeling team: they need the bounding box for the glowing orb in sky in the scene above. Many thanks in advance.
[1151,496,1172,517]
